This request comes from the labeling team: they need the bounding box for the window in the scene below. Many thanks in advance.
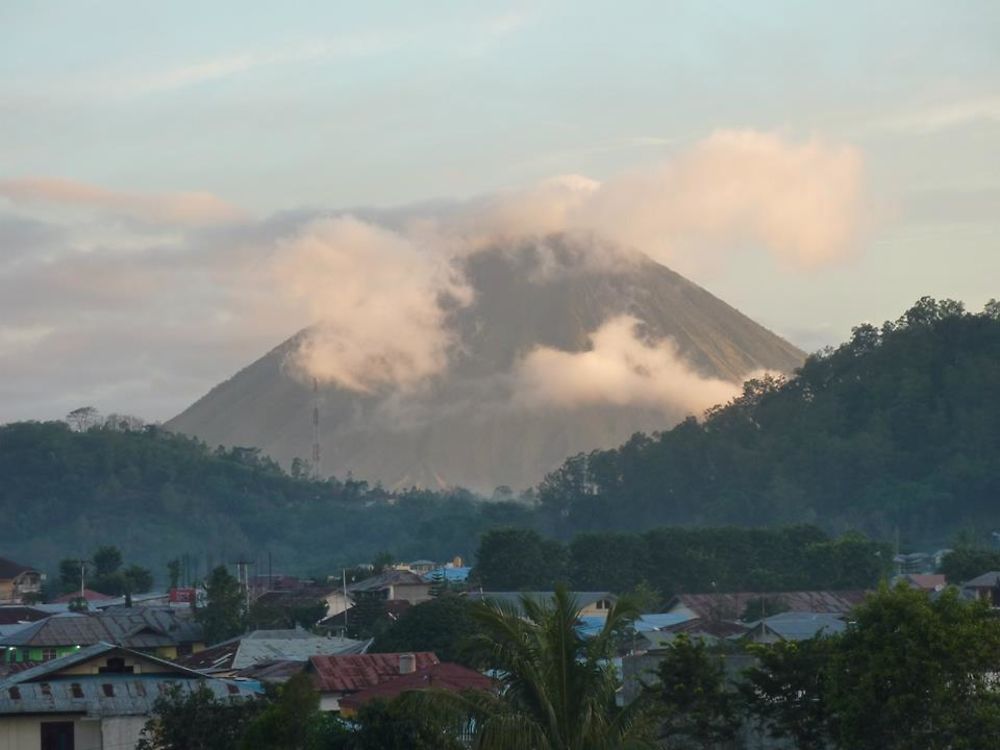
[595,599,612,610]
[101,684,115,697]
[40,720,75,750]
[98,657,133,674]
[41,648,57,661]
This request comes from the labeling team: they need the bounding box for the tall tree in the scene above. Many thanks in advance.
[197,565,246,645]
[648,634,741,749]
[742,638,833,750]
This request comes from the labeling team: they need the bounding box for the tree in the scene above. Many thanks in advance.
[741,637,833,749]
[65,406,100,431]
[347,696,466,750]
[825,584,1000,750]
[93,545,123,578]
[473,528,567,590]
[167,558,182,589]
[432,586,653,749]
[136,683,264,750]
[372,595,482,666]
[648,634,741,749]
[240,673,326,750]
[197,566,246,645]
[940,547,1000,584]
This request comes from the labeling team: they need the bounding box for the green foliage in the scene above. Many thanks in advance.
[57,545,153,597]
[248,597,328,631]
[742,638,833,749]
[473,527,567,590]
[345,696,467,750]
[825,584,1000,749]
[197,566,246,645]
[240,673,325,750]
[0,421,534,577]
[372,595,483,666]
[649,634,740,748]
[475,524,888,601]
[537,299,1000,548]
[136,683,265,750]
[940,546,1000,584]
[451,586,654,749]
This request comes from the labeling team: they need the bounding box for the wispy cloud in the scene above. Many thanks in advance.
[867,94,1000,135]
[0,177,245,227]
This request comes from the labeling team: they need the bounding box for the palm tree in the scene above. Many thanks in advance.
[427,586,654,750]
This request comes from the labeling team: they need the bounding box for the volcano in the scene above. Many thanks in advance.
[166,238,804,491]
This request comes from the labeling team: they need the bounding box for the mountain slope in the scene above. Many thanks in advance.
[167,239,804,490]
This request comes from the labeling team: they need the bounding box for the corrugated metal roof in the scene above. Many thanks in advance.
[748,612,847,641]
[668,590,868,620]
[0,558,38,579]
[0,608,202,648]
[962,571,1000,588]
[310,652,438,693]
[181,634,369,671]
[348,570,427,593]
[0,675,259,715]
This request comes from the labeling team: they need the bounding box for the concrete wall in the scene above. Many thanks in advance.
[101,716,147,749]
[0,715,102,750]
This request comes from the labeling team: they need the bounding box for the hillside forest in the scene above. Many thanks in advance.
[0,297,997,584]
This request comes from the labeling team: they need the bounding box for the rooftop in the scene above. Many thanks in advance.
[180,631,370,672]
[0,607,202,649]
[339,661,492,713]
[667,590,869,621]
[309,652,438,693]
[0,558,38,580]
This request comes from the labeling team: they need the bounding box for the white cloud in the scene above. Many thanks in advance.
[512,315,748,415]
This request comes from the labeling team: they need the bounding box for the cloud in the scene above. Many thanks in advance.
[869,95,1000,135]
[270,216,472,393]
[0,177,244,227]
[448,130,865,273]
[512,315,747,415]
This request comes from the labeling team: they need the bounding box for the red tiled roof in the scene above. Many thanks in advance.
[339,662,493,712]
[309,652,438,693]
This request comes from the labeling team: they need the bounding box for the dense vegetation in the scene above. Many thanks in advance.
[2,298,998,580]
[538,298,1000,549]
[473,525,889,597]
[0,420,532,580]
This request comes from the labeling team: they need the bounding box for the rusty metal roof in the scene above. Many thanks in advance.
[309,652,438,693]
[340,662,493,712]
[668,590,869,621]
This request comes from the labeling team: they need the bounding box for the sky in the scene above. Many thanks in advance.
[1,0,999,423]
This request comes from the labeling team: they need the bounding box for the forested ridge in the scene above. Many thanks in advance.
[538,297,1000,548]
[2,297,998,580]
[0,421,534,579]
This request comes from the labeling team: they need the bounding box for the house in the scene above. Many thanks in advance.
[308,651,438,711]
[403,560,438,575]
[253,585,352,622]
[664,590,868,622]
[0,608,205,664]
[743,611,847,644]
[467,591,618,618]
[962,571,1000,607]
[0,559,43,606]
[0,642,260,750]
[348,570,432,606]
[338,660,493,717]
[178,628,369,677]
